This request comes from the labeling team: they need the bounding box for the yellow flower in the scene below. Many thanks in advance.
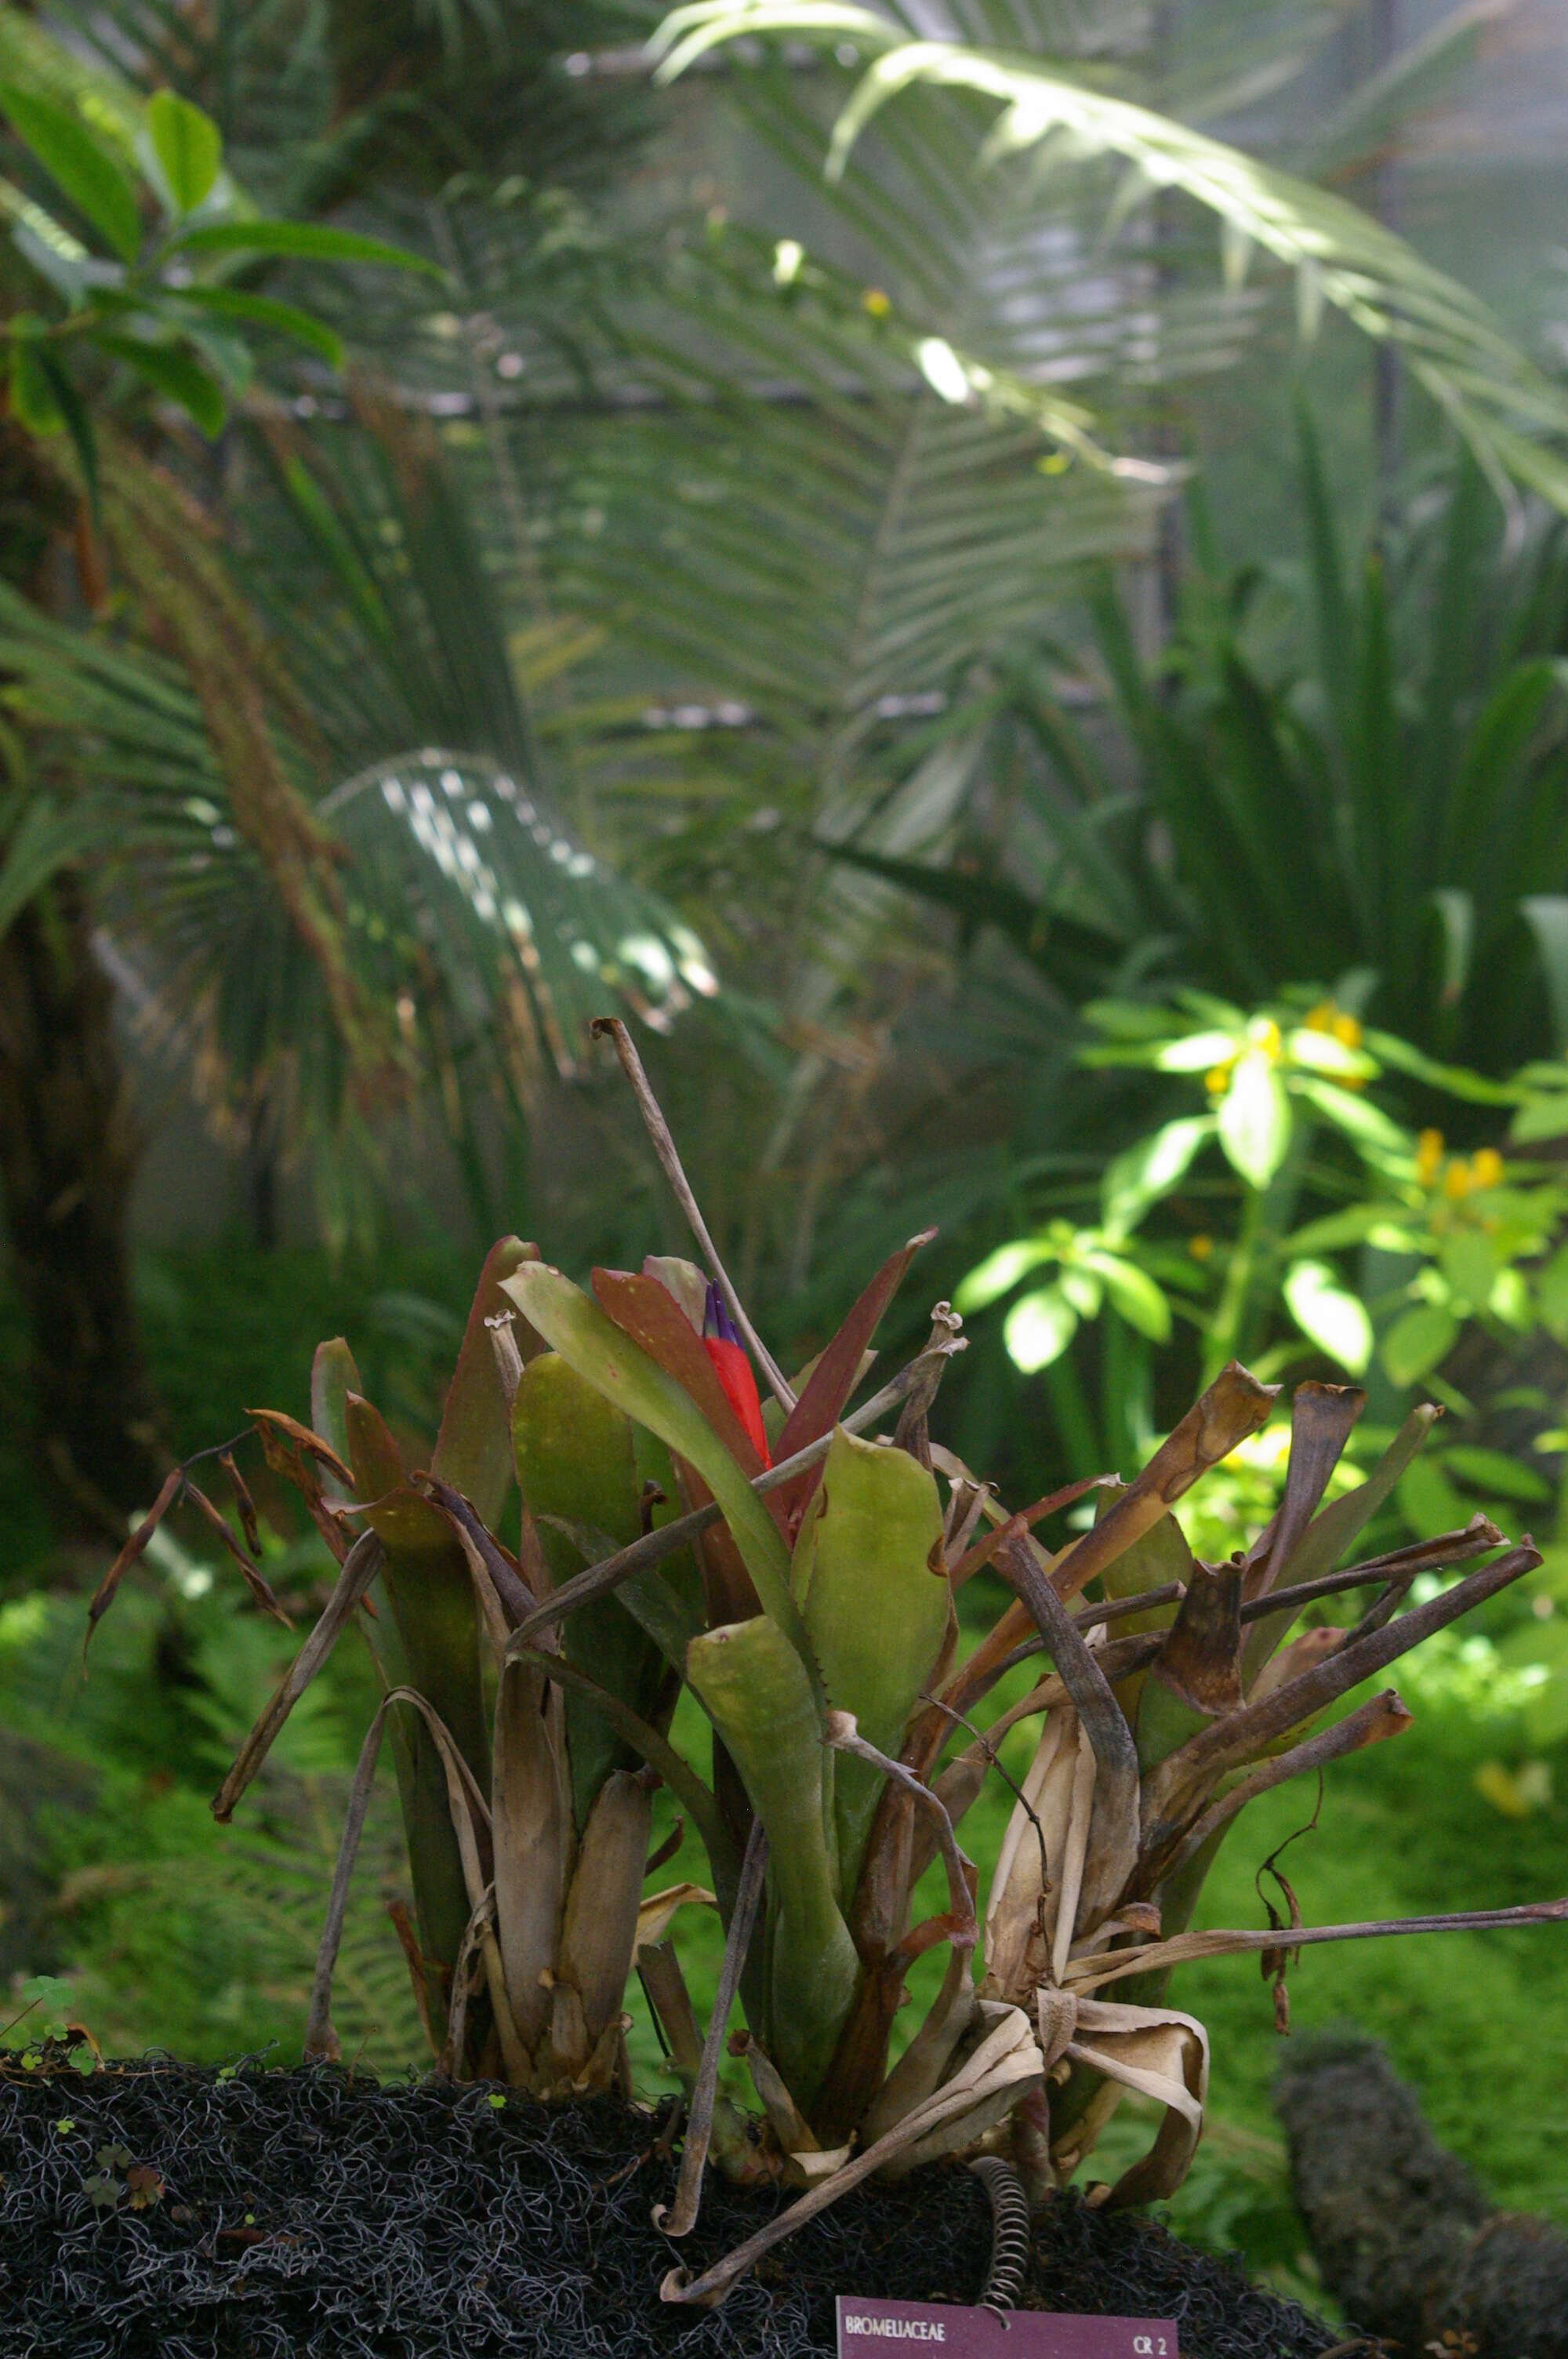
[862,287,891,318]
[1204,1063,1232,1096]
[1250,1017,1283,1060]
[1415,1129,1444,1186]
[1305,998,1362,1050]
[1471,1147,1504,1190]
[1443,1158,1473,1201]
[1189,1234,1213,1261]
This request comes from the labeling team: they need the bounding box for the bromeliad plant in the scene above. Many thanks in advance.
[90,1021,1568,2304]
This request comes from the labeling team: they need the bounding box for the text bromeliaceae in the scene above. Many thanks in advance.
[90,1020,1568,2305]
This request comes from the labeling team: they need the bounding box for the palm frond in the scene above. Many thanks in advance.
[651,2,1568,509]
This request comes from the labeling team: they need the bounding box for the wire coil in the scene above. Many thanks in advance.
[968,2154,1031,2312]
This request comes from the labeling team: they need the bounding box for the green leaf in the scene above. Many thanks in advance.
[1218,1050,1291,1188]
[96,333,225,435]
[37,349,97,517]
[1438,1227,1497,1314]
[1287,1027,1377,1081]
[953,1237,1054,1312]
[1440,1445,1552,1504]
[1102,1115,1213,1237]
[7,331,63,435]
[1381,1301,1460,1388]
[1536,1241,1568,1331]
[146,90,221,214]
[0,85,140,263]
[1283,1259,1374,1375]
[1510,1094,1568,1146]
[1396,1454,1471,1539]
[513,1347,678,1830]
[1294,1076,1407,1153]
[1083,998,1182,1041]
[1153,1028,1239,1073]
[685,1613,858,2109]
[501,1262,814,1700]
[1004,1285,1078,1372]
[799,1426,947,1897]
[168,218,443,275]
[1081,1249,1171,1342]
[171,286,343,369]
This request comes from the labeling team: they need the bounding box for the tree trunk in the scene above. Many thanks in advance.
[1277,2030,1568,2357]
[0,869,162,1529]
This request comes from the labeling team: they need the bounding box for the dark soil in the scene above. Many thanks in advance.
[1,2058,1341,2359]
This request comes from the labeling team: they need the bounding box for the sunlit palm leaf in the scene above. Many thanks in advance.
[650,2,1568,509]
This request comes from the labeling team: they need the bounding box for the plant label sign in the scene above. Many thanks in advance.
[837,2300,1177,2359]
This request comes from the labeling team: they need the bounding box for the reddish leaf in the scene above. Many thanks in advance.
[85,1469,182,1659]
[125,2164,164,2210]
[590,1268,765,1483]
[245,1409,354,1492]
[431,1238,540,1527]
[771,1230,935,1523]
[181,1482,292,1629]
[343,1396,452,1554]
[948,1474,1115,1588]
[219,1450,263,1557]
[702,1333,771,1467]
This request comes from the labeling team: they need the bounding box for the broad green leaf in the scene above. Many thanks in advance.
[1084,998,1182,1041]
[0,85,140,263]
[7,331,63,434]
[1396,1453,1470,1539]
[1294,1076,1406,1153]
[1438,1227,1497,1314]
[146,90,221,214]
[954,1236,1054,1312]
[1286,1027,1377,1081]
[1284,1204,1402,1255]
[685,1614,859,2109]
[501,1262,815,1702]
[1381,1302,1460,1389]
[1218,1051,1290,1188]
[1058,1265,1103,1319]
[1154,1029,1239,1073]
[1441,1445,1552,1504]
[172,288,343,369]
[1510,1094,1568,1146]
[1536,1241,1568,1330]
[1102,1115,1213,1237]
[1283,1259,1373,1376]
[96,334,224,435]
[800,1427,948,1899]
[513,1348,688,1830]
[309,1338,360,1505]
[1081,1250,1171,1341]
[169,217,443,275]
[1004,1285,1078,1372]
